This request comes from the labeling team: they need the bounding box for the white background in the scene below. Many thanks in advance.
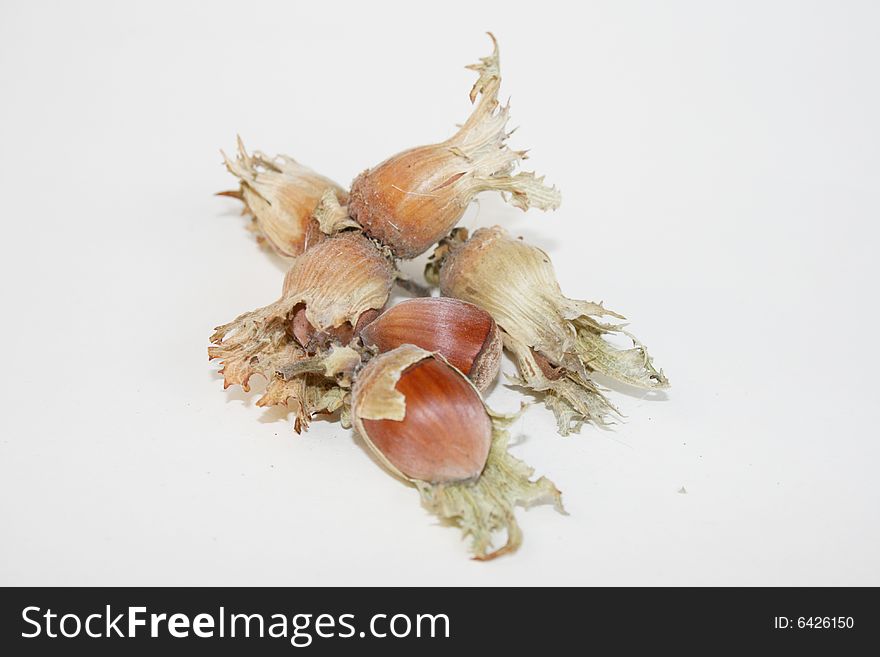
[1,1,878,586]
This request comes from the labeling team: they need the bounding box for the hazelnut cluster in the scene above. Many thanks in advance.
[210,35,667,559]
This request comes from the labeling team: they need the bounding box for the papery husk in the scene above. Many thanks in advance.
[208,233,393,432]
[265,371,351,434]
[278,232,394,332]
[347,34,560,259]
[417,408,564,560]
[220,137,347,257]
[448,33,561,212]
[503,334,619,436]
[312,189,361,236]
[351,345,563,559]
[439,226,668,434]
[209,326,351,434]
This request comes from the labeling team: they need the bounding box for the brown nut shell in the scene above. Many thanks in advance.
[352,346,492,484]
[348,146,470,259]
[359,297,501,392]
[346,35,559,259]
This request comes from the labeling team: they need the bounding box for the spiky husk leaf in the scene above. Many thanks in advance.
[439,226,668,434]
[220,137,346,257]
[418,409,564,559]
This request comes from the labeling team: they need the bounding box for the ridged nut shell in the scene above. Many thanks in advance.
[359,297,501,392]
[281,231,394,333]
[348,146,471,259]
[351,345,492,484]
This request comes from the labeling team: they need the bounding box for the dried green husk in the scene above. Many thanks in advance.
[438,226,668,435]
[220,137,347,257]
[417,408,564,559]
[351,345,563,559]
[209,233,393,432]
[346,33,561,259]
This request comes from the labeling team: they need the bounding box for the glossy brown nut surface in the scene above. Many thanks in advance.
[358,357,492,484]
[359,297,498,378]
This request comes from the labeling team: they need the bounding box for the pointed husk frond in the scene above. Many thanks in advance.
[351,346,563,559]
[347,34,560,259]
[439,226,668,433]
[209,233,393,432]
[220,137,347,257]
[418,409,564,560]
